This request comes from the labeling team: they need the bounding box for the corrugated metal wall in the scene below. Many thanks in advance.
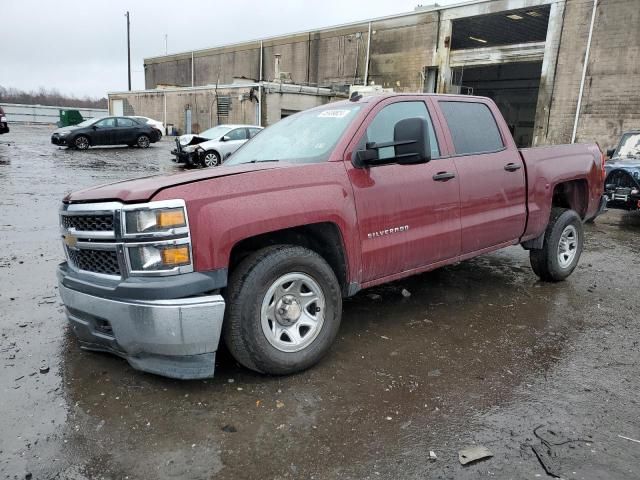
[0,103,108,124]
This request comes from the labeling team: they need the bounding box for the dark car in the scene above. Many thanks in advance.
[51,116,160,150]
[0,106,8,134]
[604,130,640,211]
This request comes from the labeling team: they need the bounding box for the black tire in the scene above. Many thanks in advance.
[136,134,150,148]
[530,208,584,282]
[201,150,220,168]
[223,245,342,375]
[73,135,90,150]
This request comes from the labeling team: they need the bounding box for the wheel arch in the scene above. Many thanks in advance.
[228,222,351,297]
[551,179,589,219]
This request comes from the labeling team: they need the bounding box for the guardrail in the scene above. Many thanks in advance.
[0,103,108,124]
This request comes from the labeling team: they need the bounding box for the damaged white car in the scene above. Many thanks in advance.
[172,124,262,167]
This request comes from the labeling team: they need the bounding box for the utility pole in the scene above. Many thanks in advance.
[125,11,131,91]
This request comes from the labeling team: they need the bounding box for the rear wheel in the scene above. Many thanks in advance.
[530,208,584,282]
[137,134,150,148]
[223,245,342,375]
[74,135,90,150]
[201,151,220,168]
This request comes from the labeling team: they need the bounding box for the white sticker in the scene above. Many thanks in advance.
[318,109,351,118]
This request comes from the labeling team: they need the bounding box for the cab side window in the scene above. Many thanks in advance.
[365,101,440,160]
[226,128,248,141]
[439,101,504,155]
[117,118,136,127]
[95,118,116,128]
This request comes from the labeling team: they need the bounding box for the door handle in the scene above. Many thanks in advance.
[504,163,522,172]
[432,172,456,182]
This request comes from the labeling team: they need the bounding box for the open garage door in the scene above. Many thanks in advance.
[448,5,551,147]
[451,62,542,148]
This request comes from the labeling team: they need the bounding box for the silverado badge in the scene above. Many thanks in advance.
[367,225,409,239]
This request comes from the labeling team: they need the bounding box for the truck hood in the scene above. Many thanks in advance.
[64,163,283,203]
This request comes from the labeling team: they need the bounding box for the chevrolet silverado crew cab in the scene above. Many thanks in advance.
[57,94,606,379]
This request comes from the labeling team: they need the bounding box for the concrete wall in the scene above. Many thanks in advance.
[144,13,439,93]
[0,103,107,124]
[109,85,338,134]
[544,0,640,149]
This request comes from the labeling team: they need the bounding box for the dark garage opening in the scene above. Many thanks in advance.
[451,5,551,49]
[451,62,543,148]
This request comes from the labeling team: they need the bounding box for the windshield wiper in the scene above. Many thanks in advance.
[248,159,280,163]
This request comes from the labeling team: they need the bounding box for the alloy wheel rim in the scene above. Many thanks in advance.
[557,225,578,268]
[76,137,88,149]
[260,272,325,353]
[138,136,149,147]
[204,153,218,167]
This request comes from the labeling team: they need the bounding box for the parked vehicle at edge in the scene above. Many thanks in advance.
[57,93,606,380]
[604,130,640,211]
[0,106,9,134]
[51,116,160,150]
[129,116,165,137]
[172,124,263,167]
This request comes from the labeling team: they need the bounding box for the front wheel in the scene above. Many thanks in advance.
[223,245,342,375]
[74,135,90,150]
[136,134,150,148]
[530,208,584,282]
[201,151,220,167]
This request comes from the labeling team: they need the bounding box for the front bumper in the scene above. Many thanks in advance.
[605,190,640,211]
[51,134,69,146]
[0,122,8,134]
[171,149,199,166]
[58,266,226,379]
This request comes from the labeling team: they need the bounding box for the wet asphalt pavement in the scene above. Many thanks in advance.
[1,124,639,480]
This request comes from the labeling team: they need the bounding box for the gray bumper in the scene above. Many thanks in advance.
[58,280,225,380]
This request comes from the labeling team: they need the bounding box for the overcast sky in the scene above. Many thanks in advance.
[2,0,460,98]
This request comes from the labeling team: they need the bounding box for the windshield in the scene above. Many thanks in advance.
[199,126,232,140]
[615,132,640,159]
[225,105,362,165]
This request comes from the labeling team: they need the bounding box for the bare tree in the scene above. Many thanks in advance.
[0,85,107,109]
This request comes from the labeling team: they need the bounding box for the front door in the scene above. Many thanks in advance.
[92,117,118,145]
[115,117,139,145]
[219,128,249,159]
[437,100,527,254]
[346,99,461,283]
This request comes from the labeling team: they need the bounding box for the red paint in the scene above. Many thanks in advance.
[67,94,604,289]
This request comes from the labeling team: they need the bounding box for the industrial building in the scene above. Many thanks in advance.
[109,0,638,148]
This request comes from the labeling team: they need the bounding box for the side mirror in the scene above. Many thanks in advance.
[393,117,430,165]
[92,125,98,130]
[606,148,616,159]
[352,117,431,168]
[221,135,230,142]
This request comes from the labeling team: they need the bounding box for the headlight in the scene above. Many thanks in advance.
[58,130,70,136]
[125,207,186,234]
[0,116,6,122]
[128,244,191,271]
[182,145,198,153]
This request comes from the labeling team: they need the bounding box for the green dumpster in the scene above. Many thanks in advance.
[57,110,84,127]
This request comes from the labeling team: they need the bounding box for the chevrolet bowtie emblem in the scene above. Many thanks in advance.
[63,233,78,248]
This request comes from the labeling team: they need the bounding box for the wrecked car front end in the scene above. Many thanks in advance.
[171,135,210,166]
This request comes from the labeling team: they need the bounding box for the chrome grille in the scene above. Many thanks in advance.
[67,248,121,276]
[62,214,114,232]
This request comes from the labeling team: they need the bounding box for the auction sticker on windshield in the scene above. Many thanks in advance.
[318,110,352,118]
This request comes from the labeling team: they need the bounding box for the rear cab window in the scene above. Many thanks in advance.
[439,101,504,155]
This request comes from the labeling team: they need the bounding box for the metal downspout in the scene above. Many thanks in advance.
[571,0,598,144]
[191,51,195,87]
[364,22,372,85]
[258,41,263,126]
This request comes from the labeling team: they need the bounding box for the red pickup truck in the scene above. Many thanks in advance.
[57,94,606,379]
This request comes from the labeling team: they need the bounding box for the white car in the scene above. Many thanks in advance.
[172,124,263,167]
[130,116,165,136]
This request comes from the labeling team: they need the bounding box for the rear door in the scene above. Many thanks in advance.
[435,99,526,255]
[345,97,461,282]
[115,117,139,144]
